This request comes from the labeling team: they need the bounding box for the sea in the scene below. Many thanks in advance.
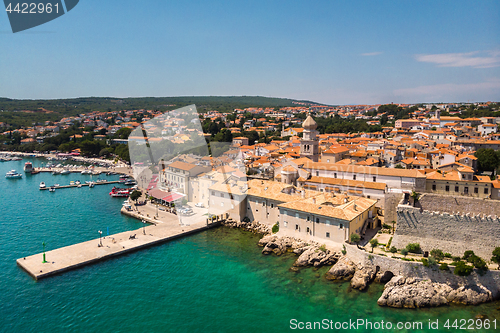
[1,158,499,333]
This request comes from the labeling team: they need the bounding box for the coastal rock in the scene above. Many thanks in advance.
[258,235,277,247]
[447,285,493,305]
[377,276,452,308]
[350,266,377,291]
[377,276,493,308]
[293,246,338,267]
[374,270,394,284]
[325,256,355,281]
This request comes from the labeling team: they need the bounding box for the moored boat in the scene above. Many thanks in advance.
[23,162,33,173]
[49,186,56,192]
[39,182,46,189]
[6,170,22,179]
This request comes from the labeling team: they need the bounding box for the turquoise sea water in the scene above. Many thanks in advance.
[1,158,500,333]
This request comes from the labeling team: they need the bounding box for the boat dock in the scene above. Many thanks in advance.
[17,216,221,280]
[39,180,122,190]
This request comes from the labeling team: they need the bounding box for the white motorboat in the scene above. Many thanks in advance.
[49,186,56,192]
[24,162,33,173]
[39,182,46,189]
[61,170,70,175]
[5,170,22,179]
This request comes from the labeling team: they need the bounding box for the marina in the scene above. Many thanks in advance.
[38,180,122,190]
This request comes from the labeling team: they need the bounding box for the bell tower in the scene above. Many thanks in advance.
[300,114,319,162]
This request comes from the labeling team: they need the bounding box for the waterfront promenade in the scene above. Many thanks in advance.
[17,210,220,280]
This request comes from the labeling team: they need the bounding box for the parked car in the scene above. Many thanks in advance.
[195,202,204,208]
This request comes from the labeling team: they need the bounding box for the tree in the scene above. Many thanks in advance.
[406,243,421,254]
[491,247,500,270]
[462,250,475,261]
[410,191,420,207]
[430,249,444,262]
[129,190,142,202]
[350,233,360,244]
[395,164,404,169]
[115,127,132,139]
[475,148,500,172]
[454,261,473,276]
[369,238,379,253]
[401,248,409,257]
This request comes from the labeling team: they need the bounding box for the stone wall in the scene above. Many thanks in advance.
[417,193,500,216]
[382,192,403,224]
[345,244,500,298]
[392,200,500,259]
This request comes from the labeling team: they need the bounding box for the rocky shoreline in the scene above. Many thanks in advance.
[221,220,500,309]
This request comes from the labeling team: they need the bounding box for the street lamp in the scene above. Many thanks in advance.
[142,220,146,235]
[42,242,47,263]
[98,230,102,247]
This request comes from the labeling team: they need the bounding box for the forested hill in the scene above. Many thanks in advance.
[0,96,324,127]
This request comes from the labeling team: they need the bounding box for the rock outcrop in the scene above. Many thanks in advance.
[325,256,356,281]
[350,266,377,290]
[374,270,394,284]
[377,276,494,308]
[293,246,339,267]
[257,235,338,268]
[222,219,270,234]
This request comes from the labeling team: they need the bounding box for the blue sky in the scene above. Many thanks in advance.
[1,0,499,105]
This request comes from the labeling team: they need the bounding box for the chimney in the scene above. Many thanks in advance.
[354,203,357,211]
[312,197,316,204]
[301,190,305,198]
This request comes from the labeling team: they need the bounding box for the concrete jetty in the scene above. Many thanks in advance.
[17,216,220,280]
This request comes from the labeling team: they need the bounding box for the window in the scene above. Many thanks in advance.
[211,191,215,196]
[283,210,287,215]
[295,213,299,218]
[316,171,319,176]
[334,173,337,178]
[316,218,319,223]
[307,216,310,221]
[462,174,466,179]
[455,186,459,192]
[295,224,299,230]
[326,232,330,238]
[306,227,310,233]
[474,187,478,194]
[326,220,331,225]
[373,176,376,182]
[432,184,436,191]
[485,188,489,194]
[464,187,469,194]
[262,202,265,206]
[353,175,356,180]
[445,185,449,192]
[220,193,224,197]
[271,203,274,208]
[339,223,343,229]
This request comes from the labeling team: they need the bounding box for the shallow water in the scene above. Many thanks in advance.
[1,158,499,332]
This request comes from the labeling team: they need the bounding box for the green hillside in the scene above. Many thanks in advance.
[0,96,324,127]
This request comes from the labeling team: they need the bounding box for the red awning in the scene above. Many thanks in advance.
[162,193,184,202]
[149,188,170,200]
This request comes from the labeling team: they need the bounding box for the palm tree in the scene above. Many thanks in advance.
[410,191,420,207]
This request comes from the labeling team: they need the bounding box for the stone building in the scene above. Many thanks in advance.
[278,193,377,243]
[299,115,319,162]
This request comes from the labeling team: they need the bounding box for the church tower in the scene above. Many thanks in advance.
[300,114,319,162]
